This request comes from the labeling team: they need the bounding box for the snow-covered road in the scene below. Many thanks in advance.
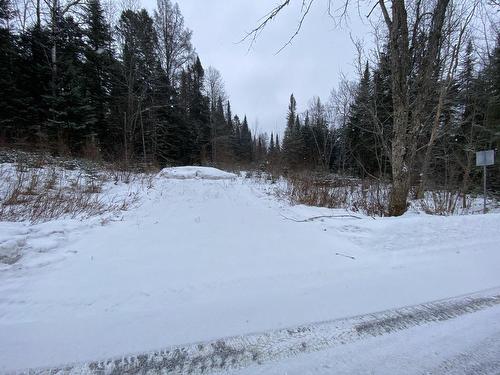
[1,169,500,372]
[18,289,500,375]
[233,295,500,375]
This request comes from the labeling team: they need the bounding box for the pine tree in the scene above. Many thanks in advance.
[113,9,161,162]
[82,0,116,151]
[231,114,242,160]
[189,57,210,163]
[0,0,17,141]
[44,14,95,153]
[301,111,314,168]
[15,26,53,145]
[371,48,392,176]
[226,101,233,132]
[239,115,252,162]
[345,63,376,175]
[481,34,500,192]
[282,94,304,169]
[210,95,228,163]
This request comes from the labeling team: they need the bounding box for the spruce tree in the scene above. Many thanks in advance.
[239,115,252,162]
[0,0,17,141]
[231,113,241,160]
[114,9,162,162]
[190,57,210,163]
[372,48,392,176]
[282,94,304,169]
[345,63,376,175]
[44,15,95,153]
[82,0,116,150]
[16,26,53,145]
[301,111,314,168]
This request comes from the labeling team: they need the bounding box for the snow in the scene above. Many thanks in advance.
[231,304,500,375]
[1,167,500,372]
[159,166,237,180]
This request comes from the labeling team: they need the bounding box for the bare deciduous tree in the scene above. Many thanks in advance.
[245,0,483,215]
[205,66,227,162]
[205,66,227,108]
[154,0,194,86]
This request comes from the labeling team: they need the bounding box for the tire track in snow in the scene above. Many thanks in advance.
[14,288,500,375]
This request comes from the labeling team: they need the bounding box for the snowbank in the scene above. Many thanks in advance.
[159,166,237,180]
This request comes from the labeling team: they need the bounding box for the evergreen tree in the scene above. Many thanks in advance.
[301,111,314,168]
[16,26,53,145]
[372,48,392,175]
[0,0,251,168]
[0,0,17,141]
[239,115,252,162]
[481,35,500,191]
[189,57,210,163]
[282,94,304,169]
[231,114,242,160]
[114,8,162,162]
[226,101,233,131]
[82,0,116,150]
[345,63,376,175]
[44,14,95,153]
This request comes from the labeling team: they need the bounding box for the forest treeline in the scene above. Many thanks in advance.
[0,0,499,215]
[279,36,499,196]
[272,2,499,212]
[0,0,256,167]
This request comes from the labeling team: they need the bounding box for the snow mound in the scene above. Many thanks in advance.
[159,166,236,180]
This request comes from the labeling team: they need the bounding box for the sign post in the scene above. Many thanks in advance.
[476,150,495,214]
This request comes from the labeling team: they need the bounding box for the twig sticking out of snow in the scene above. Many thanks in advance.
[280,214,362,222]
[335,252,356,260]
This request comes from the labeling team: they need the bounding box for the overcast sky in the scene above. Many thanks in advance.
[143,1,373,135]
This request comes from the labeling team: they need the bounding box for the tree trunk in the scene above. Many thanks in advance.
[386,0,411,216]
[36,0,41,27]
[51,0,58,99]
[389,105,411,216]
[383,0,451,216]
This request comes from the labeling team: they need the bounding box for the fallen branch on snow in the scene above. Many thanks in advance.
[335,252,356,260]
[280,214,362,222]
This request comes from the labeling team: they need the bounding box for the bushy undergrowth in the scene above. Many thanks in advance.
[412,190,499,215]
[277,173,389,217]
[263,171,496,217]
[0,150,155,223]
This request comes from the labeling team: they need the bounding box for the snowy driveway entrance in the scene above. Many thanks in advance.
[1,170,500,372]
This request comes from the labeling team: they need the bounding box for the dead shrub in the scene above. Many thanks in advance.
[279,173,389,217]
[417,190,470,215]
[0,162,143,223]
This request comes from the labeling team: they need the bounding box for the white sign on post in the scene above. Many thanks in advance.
[476,150,495,214]
[476,150,495,166]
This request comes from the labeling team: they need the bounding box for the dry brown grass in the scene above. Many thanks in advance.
[278,172,482,217]
[278,173,389,217]
[416,190,472,215]
[0,153,151,223]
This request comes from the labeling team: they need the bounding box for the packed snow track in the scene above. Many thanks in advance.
[15,289,500,375]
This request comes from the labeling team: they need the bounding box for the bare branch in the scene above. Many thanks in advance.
[240,0,291,51]
[280,214,362,222]
[275,0,315,54]
[378,0,392,27]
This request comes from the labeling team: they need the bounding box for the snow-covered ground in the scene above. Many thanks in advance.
[232,303,500,375]
[1,167,499,372]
